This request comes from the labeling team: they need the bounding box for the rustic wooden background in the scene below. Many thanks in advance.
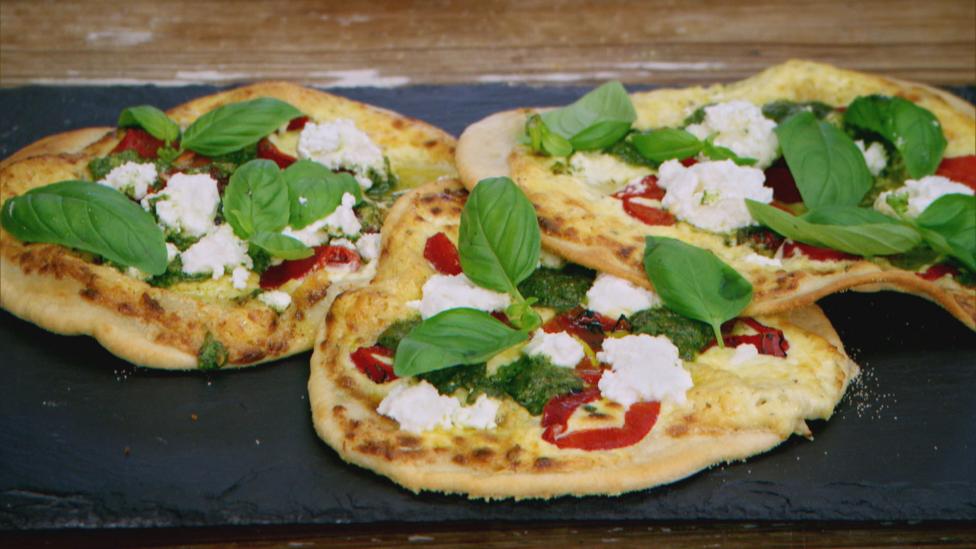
[1,0,974,88]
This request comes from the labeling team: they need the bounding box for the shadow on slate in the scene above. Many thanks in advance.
[0,84,974,529]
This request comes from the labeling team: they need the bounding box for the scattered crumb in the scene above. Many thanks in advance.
[255,439,261,446]
[191,413,198,421]
[123,446,131,457]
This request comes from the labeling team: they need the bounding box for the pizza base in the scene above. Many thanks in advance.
[0,82,457,369]
[308,178,858,500]
[456,60,976,330]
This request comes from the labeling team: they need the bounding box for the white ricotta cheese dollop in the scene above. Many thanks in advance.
[231,265,251,290]
[657,159,772,233]
[597,334,693,408]
[874,175,974,218]
[568,152,652,191]
[743,253,783,269]
[451,394,502,430]
[180,224,252,279]
[258,290,292,312]
[142,173,220,238]
[585,273,660,318]
[296,119,385,190]
[356,232,382,261]
[686,100,780,169]
[99,161,157,200]
[855,140,888,177]
[524,330,585,368]
[729,343,760,367]
[377,381,501,434]
[408,273,511,319]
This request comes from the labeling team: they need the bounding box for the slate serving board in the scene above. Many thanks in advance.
[1,85,974,530]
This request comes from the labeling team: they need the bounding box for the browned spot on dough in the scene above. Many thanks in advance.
[333,405,346,415]
[423,139,438,148]
[452,454,466,465]
[80,287,98,300]
[305,286,331,305]
[338,375,355,389]
[358,440,395,460]
[615,245,635,261]
[472,447,494,462]
[397,435,422,448]
[392,119,406,130]
[538,217,562,233]
[140,293,164,316]
[237,349,266,363]
[505,446,522,466]
[668,423,689,437]
[117,302,135,315]
[534,457,554,470]
[430,206,442,215]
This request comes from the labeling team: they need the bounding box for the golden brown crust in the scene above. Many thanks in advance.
[0,82,457,369]
[456,60,976,330]
[308,178,858,499]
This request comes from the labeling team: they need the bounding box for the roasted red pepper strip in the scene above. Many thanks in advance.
[918,263,959,281]
[621,199,676,226]
[764,159,803,204]
[707,317,789,357]
[423,232,463,275]
[542,307,619,351]
[612,175,665,201]
[112,128,165,159]
[259,245,360,289]
[287,115,311,131]
[350,345,397,383]
[540,388,661,451]
[256,137,297,169]
[935,155,976,190]
[782,241,857,262]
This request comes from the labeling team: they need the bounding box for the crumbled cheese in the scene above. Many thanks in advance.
[180,224,252,279]
[124,266,149,280]
[258,290,292,312]
[281,192,362,246]
[99,161,157,200]
[568,151,651,192]
[743,253,783,269]
[855,140,888,176]
[451,394,501,430]
[597,334,692,408]
[142,173,220,238]
[377,381,500,433]
[356,232,382,261]
[165,243,179,263]
[874,175,974,218]
[524,330,585,368]
[729,343,760,367]
[407,273,511,319]
[231,266,251,290]
[686,100,780,169]
[585,273,660,318]
[657,159,772,233]
[538,248,566,269]
[296,119,385,190]
[331,238,357,251]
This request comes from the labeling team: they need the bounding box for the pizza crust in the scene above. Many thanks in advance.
[456,60,976,330]
[0,82,457,369]
[308,178,858,499]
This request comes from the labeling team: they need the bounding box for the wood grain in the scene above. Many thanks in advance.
[1,0,973,87]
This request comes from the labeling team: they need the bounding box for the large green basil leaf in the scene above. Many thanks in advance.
[393,308,528,377]
[746,200,921,256]
[282,160,362,229]
[181,97,301,157]
[844,95,946,179]
[914,194,976,271]
[117,105,181,144]
[643,236,753,343]
[776,111,873,208]
[249,231,313,260]
[222,159,290,239]
[459,177,541,294]
[1,181,168,275]
[541,81,636,149]
[631,128,702,163]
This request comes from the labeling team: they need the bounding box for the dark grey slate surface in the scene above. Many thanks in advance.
[0,85,974,529]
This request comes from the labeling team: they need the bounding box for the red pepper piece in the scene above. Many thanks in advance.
[574,358,605,386]
[490,310,514,328]
[350,345,397,383]
[423,232,463,275]
[935,155,976,190]
[540,387,601,438]
[287,115,311,131]
[612,175,665,201]
[256,138,297,169]
[680,157,698,167]
[706,317,789,357]
[259,245,360,289]
[764,159,803,204]
[540,388,661,451]
[112,128,164,159]
[918,263,959,281]
[621,199,676,226]
[543,307,619,351]
[783,241,857,262]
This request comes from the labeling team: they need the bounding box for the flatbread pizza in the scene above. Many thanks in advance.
[456,60,976,329]
[1,82,456,369]
[308,177,858,499]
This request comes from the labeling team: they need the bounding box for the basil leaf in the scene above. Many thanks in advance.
[844,95,947,179]
[459,177,541,294]
[761,100,833,124]
[631,128,702,163]
[746,200,921,256]
[541,81,636,147]
[181,97,302,157]
[282,160,362,229]
[393,308,528,376]
[776,111,873,208]
[222,159,290,239]
[249,231,314,260]
[701,137,758,166]
[526,114,573,157]
[914,194,976,271]
[643,236,753,343]
[1,181,168,275]
[118,105,181,144]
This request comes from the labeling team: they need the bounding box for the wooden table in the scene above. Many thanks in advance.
[1,0,975,546]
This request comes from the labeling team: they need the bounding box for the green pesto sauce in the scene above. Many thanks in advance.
[87,150,145,181]
[355,202,385,234]
[628,307,713,360]
[197,332,228,371]
[761,100,833,123]
[365,157,399,198]
[493,355,583,415]
[376,316,422,351]
[247,245,273,275]
[517,264,596,312]
[418,363,497,404]
[604,134,657,168]
[147,256,208,288]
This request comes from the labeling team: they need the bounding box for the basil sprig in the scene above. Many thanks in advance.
[526,81,636,157]
[525,114,572,157]
[223,159,291,239]
[1,181,168,275]
[283,160,362,229]
[393,308,528,377]
[643,236,753,343]
[630,128,756,166]
[844,95,946,179]
[776,111,873,209]
[913,194,976,271]
[746,200,921,256]
[181,98,302,157]
[118,106,180,144]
